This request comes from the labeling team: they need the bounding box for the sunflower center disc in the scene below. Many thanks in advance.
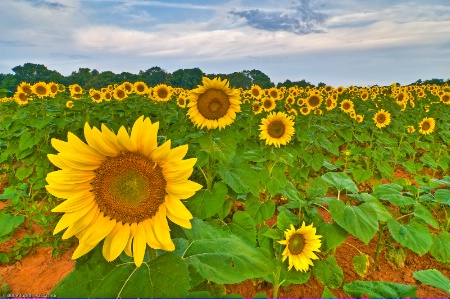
[157,88,168,99]
[197,89,230,120]
[267,120,286,138]
[377,114,386,123]
[308,96,320,107]
[264,99,272,109]
[422,121,431,130]
[91,152,166,224]
[288,233,306,255]
[343,103,350,110]
[36,86,46,95]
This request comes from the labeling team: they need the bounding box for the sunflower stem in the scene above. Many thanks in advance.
[206,130,214,191]
[272,265,282,299]
[373,225,385,267]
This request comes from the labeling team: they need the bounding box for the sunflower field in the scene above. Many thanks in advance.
[0,77,449,298]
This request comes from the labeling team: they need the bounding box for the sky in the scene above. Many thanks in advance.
[1,0,450,86]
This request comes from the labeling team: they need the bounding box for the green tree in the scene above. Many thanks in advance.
[138,67,172,86]
[12,63,64,84]
[171,68,204,89]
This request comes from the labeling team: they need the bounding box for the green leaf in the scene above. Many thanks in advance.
[185,182,227,220]
[228,211,257,246]
[317,135,339,156]
[218,198,233,220]
[312,255,344,289]
[263,228,283,240]
[321,172,358,193]
[328,199,378,244]
[352,253,370,277]
[373,183,415,206]
[219,166,249,194]
[413,203,439,229]
[316,222,347,252]
[19,132,37,151]
[246,197,276,224]
[430,231,450,263]
[403,160,423,174]
[183,218,274,284]
[311,151,325,171]
[281,268,310,287]
[241,149,267,162]
[305,177,328,198]
[433,189,450,206]
[377,161,394,178]
[15,166,34,180]
[280,181,303,202]
[276,211,293,232]
[265,164,287,196]
[413,269,450,294]
[198,133,236,163]
[51,246,190,298]
[343,281,417,297]
[322,286,336,298]
[387,218,432,255]
[352,167,373,184]
[0,212,25,237]
[358,193,393,221]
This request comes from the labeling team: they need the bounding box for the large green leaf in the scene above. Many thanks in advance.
[185,182,227,220]
[219,166,249,194]
[343,281,417,297]
[51,246,190,298]
[373,183,415,206]
[0,212,25,237]
[312,255,344,289]
[430,231,450,263]
[387,218,432,255]
[352,167,373,184]
[316,222,347,252]
[198,133,236,163]
[413,269,450,294]
[246,197,276,224]
[413,203,438,229]
[328,199,378,244]
[321,172,358,193]
[358,193,393,221]
[433,189,450,206]
[15,166,34,180]
[19,131,38,151]
[227,211,257,246]
[183,219,274,284]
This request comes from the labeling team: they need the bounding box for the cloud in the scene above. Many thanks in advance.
[20,0,67,9]
[229,0,329,34]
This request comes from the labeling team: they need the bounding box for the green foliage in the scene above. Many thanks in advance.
[343,281,417,297]
[413,269,450,294]
[312,255,344,289]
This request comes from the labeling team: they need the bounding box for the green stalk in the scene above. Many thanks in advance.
[272,265,282,299]
[373,227,384,266]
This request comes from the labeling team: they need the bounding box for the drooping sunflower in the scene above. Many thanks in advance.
[187,77,241,130]
[373,109,391,128]
[32,82,49,98]
[418,117,435,135]
[306,94,322,110]
[259,111,295,147]
[278,223,322,272]
[340,100,354,113]
[46,116,202,267]
[250,85,263,100]
[153,84,173,102]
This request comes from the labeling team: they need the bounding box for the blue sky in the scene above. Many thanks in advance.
[1,0,450,86]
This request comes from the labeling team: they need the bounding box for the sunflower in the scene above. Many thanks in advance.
[306,94,322,110]
[14,91,29,105]
[355,115,364,123]
[340,100,354,113]
[18,82,33,95]
[187,77,241,130]
[418,117,435,135]
[69,84,83,97]
[66,101,74,109]
[278,223,322,272]
[250,85,263,100]
[122,82,134,93]
[440,93,450,104]
[261,97,276,112]
[103,91,112,102]
[268,87,281,100]
[113,87,128,101]
[406,125,415,133]
[48,82,59,97]
[336,86,345,94]
[360,91,369,101]
[153,84,173,102]
[32,82,49,98]
[325,97,337,111]
[296,98,305,106]
[134,81,148,95]
[252,102,263,115]
[285,96,295,105]
[91,90,103,103]
[177,95,187,108]
[373,109,391,128]
[259,111,295,147]
[46,116,202,267]
[300,106,311,115]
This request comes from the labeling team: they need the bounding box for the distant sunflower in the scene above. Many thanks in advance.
[103,91,112,102]
[259,111,295,147]
[306,94,322,110]
[48,82,59,97]
[113,87,128,101]
[355,115,364,123]
[91,90,103,103]
[373,109,391,128]
[252,102,263,115]
[296,98,305,106]
[278,223,322,272]
[336,86,345,94]
[261,97,276,112]
[66,101,74,109]
[300,106,311,115]
[122,82,134,93]
[285,96,295,105]
[360,91,369,101]
[250,85,263,100]
[406,125,415,133]
[177,95,187,108]
[32,82,49,98]
[187,77,241,130]
[134,81,148,95]
[69,84,83,97]
[418,117,435,135]
[325,97,337,111]
[153,84,172,102]
[46,116,202,267]
[268,87,281,100]
[18,82,33,95]
[440,93,450,104]
[314,109,323,115]
[340,100,354,113]
[14,91,29,105]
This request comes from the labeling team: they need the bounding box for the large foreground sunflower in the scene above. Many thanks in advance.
[418,117,435,135]
[187,77,241,130]
[259,111,295,147]
[278,223,322,272]
[46,116,202,267]
[373,109,391,128]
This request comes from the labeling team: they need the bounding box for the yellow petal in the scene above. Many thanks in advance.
[124,222,138,257]
[133,223,147,267]
[152,206,175,251]
[84,123,118,157]
[48,154,73,170]
[117,126,136,152]
[102,222,123,262]
[165,195,193,220]
[142,218,162,249]
[72,242,97,260]
[130,116,145,150]
[109,222,131,261]
[166,209,192,229]
[61,203,100,239]
[53,201,96,234]
[166,145,188,162]
[45,184,91,199]
[51,193,95,213]
[80,212,116,245]
[46,169,95,185]
[166,180,202,199]
[140,120,159,157]
[151,140,171,163]
[67,132,105,160]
